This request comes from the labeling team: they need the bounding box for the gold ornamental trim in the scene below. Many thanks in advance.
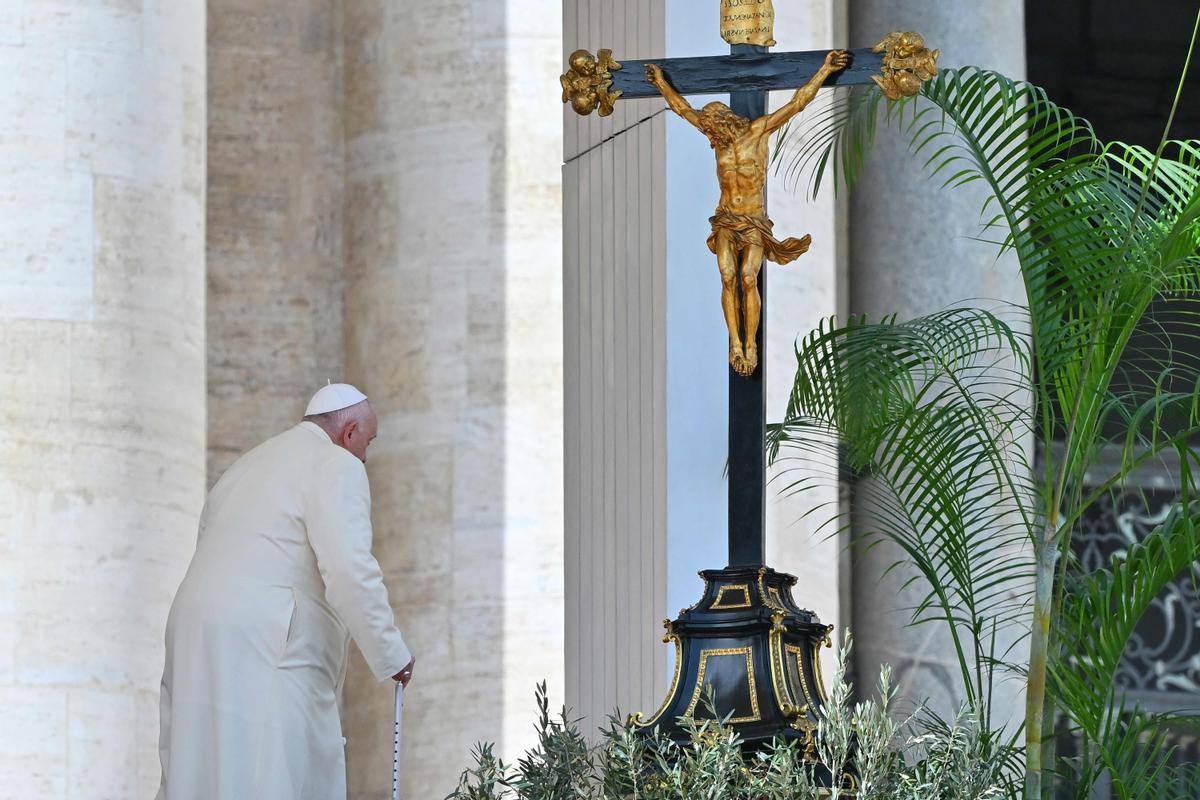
[685,646,762,723]
[757,568,785,612]
[678,573,712,618]
[811,626,834,704]
[629,620,684,729]
[768,613,807,724]
[788,642,820,712]
[710,583,752,610]
[720,0,776,48]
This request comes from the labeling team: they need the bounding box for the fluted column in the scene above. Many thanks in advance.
[0,2,206,796]
[848,0,1027,715]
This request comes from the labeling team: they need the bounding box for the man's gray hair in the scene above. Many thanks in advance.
[303,400,369,434]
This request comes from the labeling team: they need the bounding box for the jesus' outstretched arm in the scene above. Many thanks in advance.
[644,63,703,129]
[760,50,850,134]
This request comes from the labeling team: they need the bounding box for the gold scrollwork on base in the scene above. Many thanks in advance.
[561,48,623,117]
[811,625,834,704]
[629,624,684,729]
[769,615,809,724]
[684,647,761,724]
[842,771,861,793]
[710,583,752,609]
[679,572,713,618]
[871,31,939,100]
[757,568,786,613]
[800,727,818,761]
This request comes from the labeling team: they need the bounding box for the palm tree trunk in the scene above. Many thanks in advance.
[1040,528,1073,798]
[1039,694,1058,798]
[1024,534,1056,799]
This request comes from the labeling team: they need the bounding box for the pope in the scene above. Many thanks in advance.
[156,384,414,800]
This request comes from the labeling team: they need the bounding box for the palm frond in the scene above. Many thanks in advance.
[1050,503,1200,799]
[769,309,1037,714]
[773,48,1200,800]
[777,72,1200,494]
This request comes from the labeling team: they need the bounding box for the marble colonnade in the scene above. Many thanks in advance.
[339,2,564,796]
[0,3,207,796]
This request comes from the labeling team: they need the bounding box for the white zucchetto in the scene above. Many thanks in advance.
[305,383,368,416]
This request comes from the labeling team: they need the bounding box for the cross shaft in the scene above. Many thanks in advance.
[725,43,769,568]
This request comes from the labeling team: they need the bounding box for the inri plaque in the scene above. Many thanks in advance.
[720,0,776,48]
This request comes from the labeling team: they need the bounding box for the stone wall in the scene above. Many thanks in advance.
[206,0,346,481]
[340,2,564,795]
[0,2,207,797]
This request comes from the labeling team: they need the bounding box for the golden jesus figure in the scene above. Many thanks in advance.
[645,50,850,376]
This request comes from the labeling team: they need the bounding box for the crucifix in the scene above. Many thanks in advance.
[561,1,937,758]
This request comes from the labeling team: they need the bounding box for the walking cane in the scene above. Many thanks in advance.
[392,683,403,800]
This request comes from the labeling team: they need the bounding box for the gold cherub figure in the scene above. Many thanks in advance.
[560,48,623,117]
[645,50,850,377]
[871,31,939,100]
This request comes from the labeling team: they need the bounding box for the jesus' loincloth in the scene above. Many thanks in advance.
[706,210,811,265]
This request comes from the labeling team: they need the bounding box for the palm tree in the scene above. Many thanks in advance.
[767,18,1200,799]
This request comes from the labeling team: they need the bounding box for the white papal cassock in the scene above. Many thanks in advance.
[157,421,411,800]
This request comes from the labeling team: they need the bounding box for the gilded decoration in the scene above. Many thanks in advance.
[758,567,785,612]
[769,614,808,723]
[560,48,623,117]
[812,626,834,704]
[871,31,939,100]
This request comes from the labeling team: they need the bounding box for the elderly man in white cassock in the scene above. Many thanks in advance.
[157,383,414,800]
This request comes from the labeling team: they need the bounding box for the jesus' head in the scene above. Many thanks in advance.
[698,102,751,149]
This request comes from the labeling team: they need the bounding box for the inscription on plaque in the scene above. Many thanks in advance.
[720,0,776,47]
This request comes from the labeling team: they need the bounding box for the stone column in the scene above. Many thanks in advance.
[341,2,563,796]
[765,0,851,687]
[847,0,1027,714]
[206,0,346,480]
[0,3,206,797]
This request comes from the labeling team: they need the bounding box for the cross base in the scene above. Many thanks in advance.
[629,566,850,787]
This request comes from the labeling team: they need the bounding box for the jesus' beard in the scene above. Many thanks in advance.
[700,114,750,150]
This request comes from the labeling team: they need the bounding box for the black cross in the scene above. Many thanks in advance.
[725,42,774,569]
[644,44,882,568]
[564,40,907,750]
[566,42,888,568]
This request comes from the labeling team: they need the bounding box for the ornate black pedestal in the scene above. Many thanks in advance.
[630,566,833,754]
